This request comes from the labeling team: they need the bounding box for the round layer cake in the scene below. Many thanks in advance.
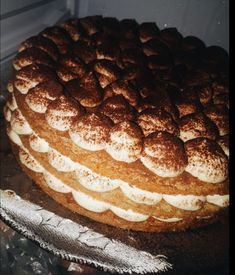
[4,16,229,232]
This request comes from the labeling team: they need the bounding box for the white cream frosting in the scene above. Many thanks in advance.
[25,94,49,113]
[47,106,78,117]
[106,142,137,163]
[72,190,110,213]
[75,168,120,192]
[140,156,185,178]
[206,194,229,207]
[13,59,32,71]
[48,148,77,172]
[196,215,213,220]
[110,206,149,222]
[6,126,23,146]
[3,105,11,122]
[153,217,183,223]
[185,138,228,183]
[179,129,198,143]
[29,133,49,153]
[69,130,106,151]
[69,113,112,152]
[185,160,228,184]
[14,78,38,95]
[45,96,79,131]
[69,131,105,151]
[10,109,33,135]
[163,194,206,211]
[45,114,75,131]
[106,130,142,163]
[19,147,44,173]
[43,171,72,193]
[7,80,14,93]
[6,94,18,111]
[141,132,187,178]
[105,121,142,163]
[120,183,163,205]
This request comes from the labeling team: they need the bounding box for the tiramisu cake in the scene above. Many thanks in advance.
[4,16,229,232]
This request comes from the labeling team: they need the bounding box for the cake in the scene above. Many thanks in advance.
[4,16,229,232]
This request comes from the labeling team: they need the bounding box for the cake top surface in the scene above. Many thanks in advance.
[11,15,229,184]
